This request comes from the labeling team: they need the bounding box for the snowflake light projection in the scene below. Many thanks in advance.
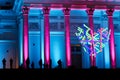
[75,24,111,55]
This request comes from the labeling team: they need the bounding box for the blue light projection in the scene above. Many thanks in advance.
[103,42,110,68]
[50,32,66,68]
[29,32,40,68]
[115,34,120,68]
[0,41,16,68]
[19,19,23,65]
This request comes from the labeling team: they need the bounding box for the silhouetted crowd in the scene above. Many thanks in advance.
[2,57,98,69]
[2,58,13,69]
[2,57,66,69]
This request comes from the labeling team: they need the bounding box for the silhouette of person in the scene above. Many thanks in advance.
[10,58,13,69]
[19,63,23,69]
[2,58,6,69]
[26,57,30,69]
[39,59,42,69]
[31,61,34,69]
[49,58,52,69]
[44,64,48,69]
[57,59,62,69]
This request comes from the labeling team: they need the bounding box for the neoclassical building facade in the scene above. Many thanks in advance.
[0,0,120,69]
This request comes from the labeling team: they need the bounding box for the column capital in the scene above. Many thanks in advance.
[86,8,95,15]
[63,8,71,15]
[106,8,114,16]
[22,6,29,15]
[42,7,50,15]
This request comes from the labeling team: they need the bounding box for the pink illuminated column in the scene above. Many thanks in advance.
[22,6,29,68]
[106,8,116,69]
[86,8,95,67]
[43,7,50,67]
[63,8,71,67]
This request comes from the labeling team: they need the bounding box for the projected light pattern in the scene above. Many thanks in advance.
[75,24,111,54]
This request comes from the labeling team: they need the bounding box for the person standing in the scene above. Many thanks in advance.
[10,58,13,69]
[2,58,6,69]
[39,59,42,69]
[26,57,30,69]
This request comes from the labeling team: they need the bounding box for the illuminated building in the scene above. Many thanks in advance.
[0,0,120,69]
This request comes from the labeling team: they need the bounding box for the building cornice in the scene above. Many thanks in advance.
[24,1,120,9]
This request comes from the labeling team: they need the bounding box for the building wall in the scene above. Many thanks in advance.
[22,9,120,68]
[1,8,120,68]
[0,10,18,68]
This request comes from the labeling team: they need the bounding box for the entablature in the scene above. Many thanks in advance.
[24,0,120,9]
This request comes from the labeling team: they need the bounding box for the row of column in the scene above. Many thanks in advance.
[86,8,116,68]
[22,6,71,68]
[22,6,116,68]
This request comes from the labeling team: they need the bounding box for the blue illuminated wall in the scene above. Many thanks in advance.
[29,32,41,68]
[82,51,90,68]
[115,33,120,68]
[1,4,120,69]
[18,16,23,66]
[50,32,66,68]
[26,9,120,69]
[0,9,18,68]
[0,41,17,68]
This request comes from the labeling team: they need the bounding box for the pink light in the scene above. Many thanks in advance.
[89,15,96,67]
[24,36,28,62]
[43,7,50,66]
[90,54,96,67]
[86,8,96,67]
[66,32,71,66]
[64,13,71,67]
[108,16,116,68]
[23,13,29,68]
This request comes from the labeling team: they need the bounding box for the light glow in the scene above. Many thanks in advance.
[75,24,111,55]
[23,14,29,68]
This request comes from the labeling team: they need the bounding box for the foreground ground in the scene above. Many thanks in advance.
[0,68,120,79]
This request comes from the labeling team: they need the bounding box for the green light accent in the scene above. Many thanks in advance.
[75,24,111,55]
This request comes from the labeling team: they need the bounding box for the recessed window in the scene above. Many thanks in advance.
[71,44,81,53]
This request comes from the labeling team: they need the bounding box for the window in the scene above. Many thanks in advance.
[50,23,58,30]
[71,44,81,53]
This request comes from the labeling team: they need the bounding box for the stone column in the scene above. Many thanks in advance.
[86,8,96,67]
[22,6,29,68]
[106,8,116,69]
[43,7,50,68]
[63,8,71,67]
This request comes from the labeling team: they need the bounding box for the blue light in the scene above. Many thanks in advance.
[115,33,120,68]
[29,32,40,68]
[96,51,104,68]
[19,19,23,65]
[0,41,16,68]
[50,10,63,16]
[104,42,110,68]
[50,32,66,68]
[40,19,44,67]
[82,51,90,68]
